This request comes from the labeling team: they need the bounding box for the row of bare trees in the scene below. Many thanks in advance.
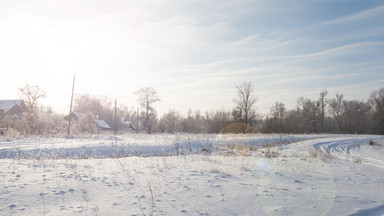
[1,83,383,135]
[262,89,384,134]
[156,82,260,134]
[156,85,384,135]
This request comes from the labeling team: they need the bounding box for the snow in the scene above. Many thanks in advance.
[0,134,383,215]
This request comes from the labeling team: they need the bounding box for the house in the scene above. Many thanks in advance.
[94,119,111,131]
[63,112,85,122]
[64,112,111,131]
[120,120,136,131]
[0,100,27,117]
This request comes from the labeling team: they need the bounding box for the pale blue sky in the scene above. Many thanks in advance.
[1,0,383,115]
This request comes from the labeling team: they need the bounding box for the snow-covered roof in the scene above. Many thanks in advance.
[72,112,85,118]
[64,112,87,121]
[94,119,111,129]
[73,112,85,117]
[122,121,136,130]
[0,100,24,114]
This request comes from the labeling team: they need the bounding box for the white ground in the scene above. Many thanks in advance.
[0,134,383,216]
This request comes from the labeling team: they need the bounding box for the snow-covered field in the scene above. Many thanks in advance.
[0,134,383,216]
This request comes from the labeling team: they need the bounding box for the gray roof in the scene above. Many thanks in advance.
[94,119,111,129]
[0,100,24,114]
[73,112,86,118]
[122,120,136,130]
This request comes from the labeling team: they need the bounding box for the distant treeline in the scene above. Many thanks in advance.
[1,83,383,135]
[147,88,384,135]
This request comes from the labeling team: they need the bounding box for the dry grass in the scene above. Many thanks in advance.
[259,145,279,158]
[368,140,375,146]
[308,148,332,160]
[234,144,250,157]
[220,143,252,157]
[308,149,319,158]
[353,158,362,164]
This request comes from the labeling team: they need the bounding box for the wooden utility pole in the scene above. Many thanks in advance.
[67,74,76,136]
[114,99,117,134]
[136,108,139,133]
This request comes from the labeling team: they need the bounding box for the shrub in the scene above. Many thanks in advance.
[234,144,250,157]
[308,148,332,160]
[368,140,375,146]
[308,149,318,158]
[261,145,279,158]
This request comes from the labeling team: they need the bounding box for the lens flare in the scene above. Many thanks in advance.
[251,154,335,216]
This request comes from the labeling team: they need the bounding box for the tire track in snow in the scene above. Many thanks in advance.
[313,137,384,169]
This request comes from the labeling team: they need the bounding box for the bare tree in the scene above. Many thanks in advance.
[284,109,302,133]
[157,109,182,133]
[206,109,232,133]
[264,101,287,133]
[73,94,115,127]
[233,82,257,132]
[17,84,47,134]
[342,100,371,134]
[297,97,320,133]
[135,87,160,134]
[318,90,328,132]
[369,88,384,134]
[182,110,207,133]
[18,84,47,114]
[270,101,286,120]
[329,93,344,133]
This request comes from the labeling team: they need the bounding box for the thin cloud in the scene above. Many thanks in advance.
[282,42,384,63]
[1,0,383,115]
[321,4,384,26]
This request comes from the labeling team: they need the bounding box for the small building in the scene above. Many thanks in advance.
[0,100,27,117]
[64,112,85,122]
[94,119,111,131]
[120,120,136,131]
[64,112,111,131]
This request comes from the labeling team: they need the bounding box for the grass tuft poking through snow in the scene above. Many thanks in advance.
[369,139,376,146]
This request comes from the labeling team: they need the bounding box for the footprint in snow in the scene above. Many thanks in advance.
[239,183,253,186]
[9,204,17,209]
[39,192,48,197]
[55,191,66,196]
